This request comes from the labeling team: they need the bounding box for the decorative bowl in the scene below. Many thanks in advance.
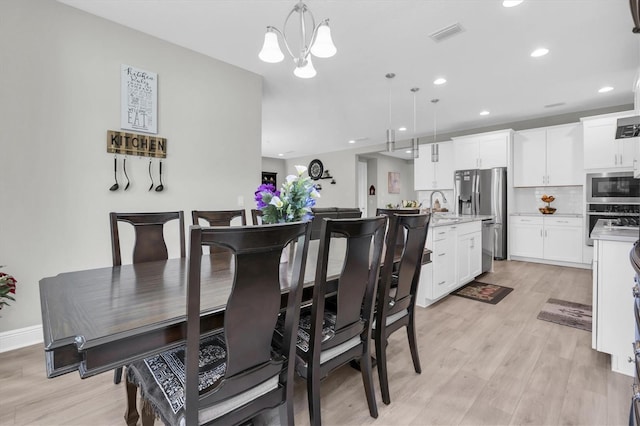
[539,207,557,214]
[541,195,555,203]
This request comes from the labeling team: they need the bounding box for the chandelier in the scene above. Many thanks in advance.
[258,1,337,79]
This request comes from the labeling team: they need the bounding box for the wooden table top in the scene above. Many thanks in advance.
[39,240,431,378]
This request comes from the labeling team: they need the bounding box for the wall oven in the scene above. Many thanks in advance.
[586,204,640,245]
[587,171,640,204]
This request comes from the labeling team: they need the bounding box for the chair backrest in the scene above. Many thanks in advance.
[250,208,263,225]
[191,210,247,227]
[376,208,420,249]
[377,213,431,319]
[183,222,311,425]
[310,207,363,240]
[310,216,387,353]
[109,211,185,266]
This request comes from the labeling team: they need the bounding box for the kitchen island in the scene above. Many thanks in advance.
[591,219,638,377]
[416,214,493,307]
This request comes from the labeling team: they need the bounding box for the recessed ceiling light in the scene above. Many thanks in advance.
[405,150,412,154]
[503,0,523,7]
[598,86,614,93]
[531,48,549,57]
[434,78,447,85]
[398,127,407,132]
[480,110,490,116]
[348,139,356,144]
[278,153,284,157]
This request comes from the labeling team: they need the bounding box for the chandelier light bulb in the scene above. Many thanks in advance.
[310,21,337,58]
[259,29,284,63]
[294,56,317,79]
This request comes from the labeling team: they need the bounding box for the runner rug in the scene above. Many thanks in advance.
[536,298,592,332]
[453,281,513,305]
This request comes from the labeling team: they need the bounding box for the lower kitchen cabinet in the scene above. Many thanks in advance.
[509,215,583,264]
[416,220,482,307]
[592,238,635,376]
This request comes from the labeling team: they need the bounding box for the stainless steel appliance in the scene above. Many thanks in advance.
[586,203,640,245]
[454,167,507,260]
[587,171,640,204]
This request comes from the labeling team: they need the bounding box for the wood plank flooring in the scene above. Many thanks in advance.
[0,260,633,425]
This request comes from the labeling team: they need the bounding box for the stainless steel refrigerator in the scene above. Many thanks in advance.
[454,167,508,262]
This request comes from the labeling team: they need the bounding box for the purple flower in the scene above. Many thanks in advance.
[254,184,279,209]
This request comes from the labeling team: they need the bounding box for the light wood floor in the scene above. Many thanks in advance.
[0,260,633,425]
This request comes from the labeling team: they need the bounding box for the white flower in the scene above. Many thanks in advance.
[286,174,297,183]
[295,165,307,175]
[269,196,283,208]
[311,189,321,198]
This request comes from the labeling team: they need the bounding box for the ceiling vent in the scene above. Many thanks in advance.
[429,23,464,42]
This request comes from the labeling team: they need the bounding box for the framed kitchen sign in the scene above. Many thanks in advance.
[121,64,158,134]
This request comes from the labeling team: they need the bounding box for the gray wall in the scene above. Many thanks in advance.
[0,0,262,333]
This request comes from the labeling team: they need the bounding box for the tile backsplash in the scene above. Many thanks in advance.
[513,186,584,215]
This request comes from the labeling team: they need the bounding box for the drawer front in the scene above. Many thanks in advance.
[544,216,582,227]
[432,226,453,241]
[511,216,543,226]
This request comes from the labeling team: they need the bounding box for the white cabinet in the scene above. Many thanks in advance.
[457,222,482,286]
[414,141,454,190]
[452,130,511,170]
[513,123,582,187]
[592,238,635,376]
[416,220,483,307]
[430,225,457,300]
[509,215,583,264]
[582,111,639,171]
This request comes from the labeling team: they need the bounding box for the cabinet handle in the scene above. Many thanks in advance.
[471,237,475,249]
[438,281,446,285]
[437,232,446,235]
[520,219,531,222]
[615,154,618,165]
[545,230,548,237]
[557,220,568,223]
[438,253,446,257]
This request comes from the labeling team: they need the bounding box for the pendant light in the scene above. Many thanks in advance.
[386,73,396,152]
[430,99,439,162]
[411,87,420,159]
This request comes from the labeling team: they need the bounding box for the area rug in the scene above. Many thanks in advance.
[453,281,513,305]
[536,298,592,332]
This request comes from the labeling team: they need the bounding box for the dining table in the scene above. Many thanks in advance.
[39,239,431,379]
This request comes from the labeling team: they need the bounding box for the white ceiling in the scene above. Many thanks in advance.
[59,0,639,159]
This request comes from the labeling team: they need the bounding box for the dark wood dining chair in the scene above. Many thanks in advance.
[376,208,419,250]
[374,213,431,405]
[124,221,312,426]
[251,208,263,225]
[287,216,387,426]
[191,209,247,227]
[109,211,186,384]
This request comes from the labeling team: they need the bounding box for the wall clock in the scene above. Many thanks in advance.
[308,159,324,180]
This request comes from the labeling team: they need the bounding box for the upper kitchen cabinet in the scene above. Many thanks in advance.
[414,141,454,190]
[452,130,512,170]
[582,111,638,171]
[513,123,583,187]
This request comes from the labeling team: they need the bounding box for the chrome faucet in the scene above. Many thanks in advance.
[430,190,447,211]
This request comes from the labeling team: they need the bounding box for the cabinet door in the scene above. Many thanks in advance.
[543,224,582,263]
[433,141,454,189]
[469,231,482,278]
[456,233,473,286]
[414,142,455,190]
[453,139,480,170]
[546,124,583,186]
[619,137,639,168]
[478,134,509,169]
[509,218,543,258]
[513,129,546,187]
[583,117,621,169]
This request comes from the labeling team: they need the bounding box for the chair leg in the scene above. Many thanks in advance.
[375,335,391,405]
[407,315,422,374]
[124,370,140,426]
[141,397,156,426]
[307,367,322,426]
[360,345,379,418]
[114,366,123,384]
[278,399,294,426]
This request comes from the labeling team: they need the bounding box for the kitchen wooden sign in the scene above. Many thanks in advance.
[107,130,167,158]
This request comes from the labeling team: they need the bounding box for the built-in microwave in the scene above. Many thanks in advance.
[586,171,640,204]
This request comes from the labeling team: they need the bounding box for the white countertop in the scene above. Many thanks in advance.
[591,219,639,243]
[430,214,494,227]
[511,212,583,218]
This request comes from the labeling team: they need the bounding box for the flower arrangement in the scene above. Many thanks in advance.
[255,165,320,224]
[0,267,17,311]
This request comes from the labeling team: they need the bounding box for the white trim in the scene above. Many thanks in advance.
[0,324,43,353]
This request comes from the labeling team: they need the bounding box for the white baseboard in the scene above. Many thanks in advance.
[0,324,43,353]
